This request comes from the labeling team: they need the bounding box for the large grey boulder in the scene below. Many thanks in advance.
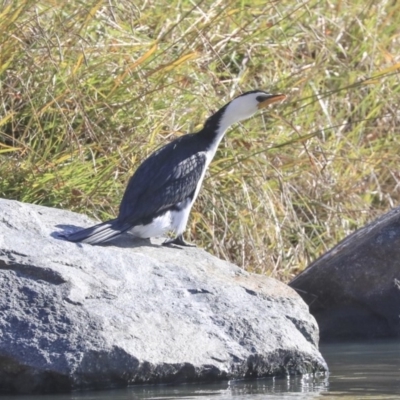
[290,206,400,341]
[0,198,326,394]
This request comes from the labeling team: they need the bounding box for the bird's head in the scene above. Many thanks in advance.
[216,90,286,130]
[230,90,286,119]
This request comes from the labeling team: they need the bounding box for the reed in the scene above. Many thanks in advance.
[1,0,400,280]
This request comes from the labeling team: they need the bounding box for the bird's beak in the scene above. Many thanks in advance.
[257,94,286,109]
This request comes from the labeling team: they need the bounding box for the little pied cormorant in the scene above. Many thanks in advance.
[65,90,286,246]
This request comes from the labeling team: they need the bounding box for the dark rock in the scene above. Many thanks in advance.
[0,198,327,394]
[290,206,400,341]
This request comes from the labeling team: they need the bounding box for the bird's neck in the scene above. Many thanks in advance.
[199,103,239,151]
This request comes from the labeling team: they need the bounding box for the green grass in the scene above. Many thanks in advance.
[1,0,400,281]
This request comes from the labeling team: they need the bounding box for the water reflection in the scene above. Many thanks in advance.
[1,339,399,400]
[228,374,328,396]
[69,377,329,400]
[321,339,400,397]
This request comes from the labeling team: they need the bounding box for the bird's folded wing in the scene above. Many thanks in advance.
[118,151,207,223]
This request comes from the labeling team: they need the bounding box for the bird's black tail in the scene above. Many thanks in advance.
[64,219,132,245]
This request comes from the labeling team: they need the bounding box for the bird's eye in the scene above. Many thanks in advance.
[256,95,270,103]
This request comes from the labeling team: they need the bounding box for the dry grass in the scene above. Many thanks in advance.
[1,0,400,281]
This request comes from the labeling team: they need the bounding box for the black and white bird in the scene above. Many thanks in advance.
[65,90,285,246]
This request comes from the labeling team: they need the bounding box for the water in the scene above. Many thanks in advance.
[1,340,399,399]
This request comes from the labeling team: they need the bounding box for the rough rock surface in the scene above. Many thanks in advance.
[290,206,400,341]
[0,198,326,394]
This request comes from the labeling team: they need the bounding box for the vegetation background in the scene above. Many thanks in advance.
[1,0,399,281]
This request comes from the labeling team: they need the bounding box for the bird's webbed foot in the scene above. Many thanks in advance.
[162,234,196,247]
